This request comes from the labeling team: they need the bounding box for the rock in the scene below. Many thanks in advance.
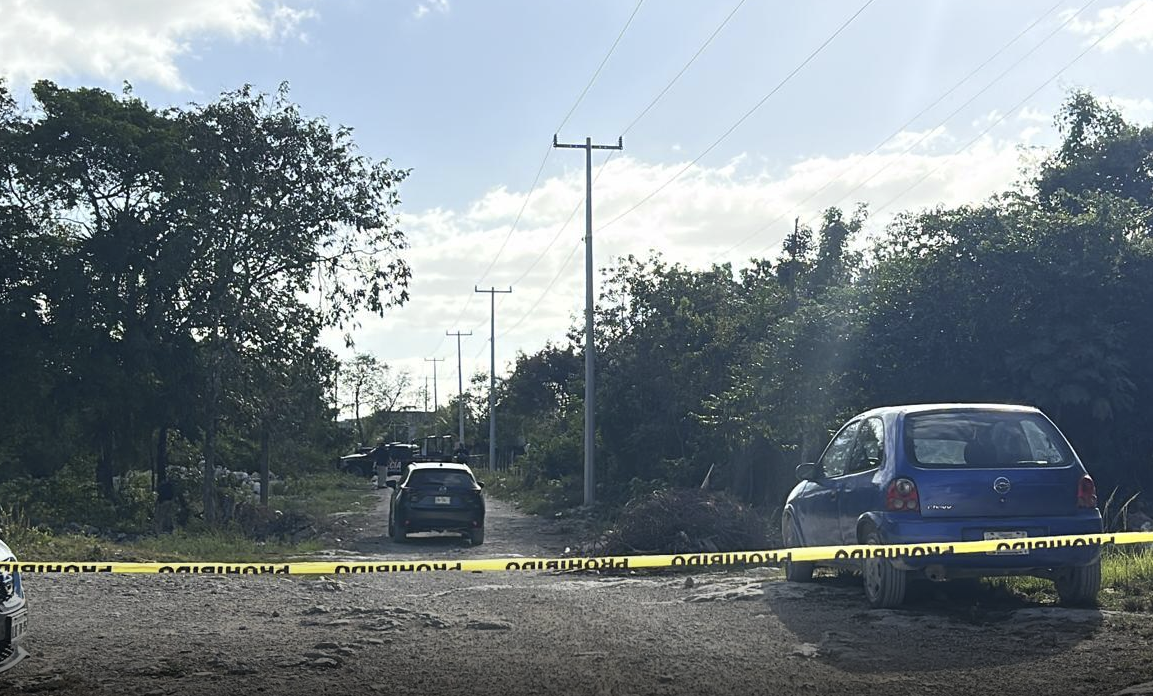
[308,657,341,669]
[465,620,512,631]
[303,605,330,616]
[313,642,342,650]
[683,577,695,589]
[424,617,451,629]
[790,643,820,659]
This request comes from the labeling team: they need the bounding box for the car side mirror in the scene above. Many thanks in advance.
[796,462,820,481]
[476,481,485,489]
[384,479,396,489]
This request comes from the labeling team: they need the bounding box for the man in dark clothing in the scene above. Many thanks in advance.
[452,442,470,464]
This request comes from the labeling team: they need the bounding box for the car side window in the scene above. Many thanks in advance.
[847,417,884,474]
[819,421,860,478]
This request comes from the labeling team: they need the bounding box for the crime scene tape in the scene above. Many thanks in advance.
[4,531,1152,576]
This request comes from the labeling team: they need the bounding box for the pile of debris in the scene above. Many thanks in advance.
[583,488,769,556]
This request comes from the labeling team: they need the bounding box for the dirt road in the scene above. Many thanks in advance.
[7,488,1153,695]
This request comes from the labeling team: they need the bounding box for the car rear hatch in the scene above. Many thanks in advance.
[901,409,1085,519]
[405,471,482,511]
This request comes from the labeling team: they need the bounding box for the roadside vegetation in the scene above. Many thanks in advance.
[474,91,1153,537]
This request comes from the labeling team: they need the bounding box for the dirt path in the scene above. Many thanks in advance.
[8,488,1153,696]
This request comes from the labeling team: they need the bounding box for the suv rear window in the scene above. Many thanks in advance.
[904,411,1073,468]
[406,469,476,488]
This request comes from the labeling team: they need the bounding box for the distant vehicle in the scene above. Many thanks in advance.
[385,461,486,545]
[339,442,417,480]
[0,538,28,673]
[782,404,1103,608]
[373,443,420,489]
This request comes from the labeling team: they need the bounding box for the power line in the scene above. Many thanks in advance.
[865,0,1146,221]
[557,0,647,135]
[621,0,748,137]
[595,0,876,234]
[710,0,1070,264]
[498,240,583,340]
[447,0,646,346]
[496,0,749,341]
[787,0,1101,236]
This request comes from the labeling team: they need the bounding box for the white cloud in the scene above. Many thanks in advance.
[325,126,1039,390]
[1062,0,1153,52]
[1107,95,1153,122]
[413,0,450,20]
[0,0,316,90]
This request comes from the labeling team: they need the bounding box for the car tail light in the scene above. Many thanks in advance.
[1077,475,1098,509]
[886,477,919,512]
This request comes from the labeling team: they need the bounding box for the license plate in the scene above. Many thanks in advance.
[985,530,1028,555]
[6,610,28,643]
[434,496,451,505]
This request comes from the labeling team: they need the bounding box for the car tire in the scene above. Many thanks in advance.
[781,514,814,582]
[1055,560,1101,606]
[389,517,407,543]
[862,529,907,608]
[469,526,485,546]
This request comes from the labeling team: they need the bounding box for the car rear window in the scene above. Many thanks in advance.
[903,411,1073,468]
[406,469,475,488]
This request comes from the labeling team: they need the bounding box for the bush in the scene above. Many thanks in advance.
[585,488,770,556]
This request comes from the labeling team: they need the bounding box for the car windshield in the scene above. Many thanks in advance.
[904,411,1073,468]
[406,469,475,488]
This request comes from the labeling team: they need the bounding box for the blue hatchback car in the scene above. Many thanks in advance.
[782,404,1103,608]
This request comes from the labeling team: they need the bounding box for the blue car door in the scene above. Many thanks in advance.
[836,416,887,544]
[800,421,859,546]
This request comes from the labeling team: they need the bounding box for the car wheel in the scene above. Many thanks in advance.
[469,526,485,546]
[1055,560,1101,606]
[389,517,407,542]
[781,514,814,582]
[862,529,907,608]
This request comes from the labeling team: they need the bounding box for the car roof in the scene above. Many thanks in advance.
[406,461,474,473]
[857,403,1042,419]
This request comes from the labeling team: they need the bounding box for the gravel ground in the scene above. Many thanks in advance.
[6,488,1153,696]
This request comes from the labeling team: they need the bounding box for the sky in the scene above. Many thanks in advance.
[3,0,1153,410]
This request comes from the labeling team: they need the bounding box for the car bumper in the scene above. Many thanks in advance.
[400,507,484,532]
[872,512,1104,573]
[1,602,29,674]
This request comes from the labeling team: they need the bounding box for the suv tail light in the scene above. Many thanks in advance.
[886,477,919,512]
[1077,475,1098,509]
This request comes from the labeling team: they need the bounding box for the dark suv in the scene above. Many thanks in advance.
[386,462,486,545]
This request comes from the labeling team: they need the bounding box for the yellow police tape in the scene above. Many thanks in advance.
[4,531,1152,576]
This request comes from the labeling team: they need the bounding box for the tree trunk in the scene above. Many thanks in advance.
[156,425,169,486]
[96,436,115,500]
[259,423,270,507]
[354,384,364,444]
[203,415,217,524]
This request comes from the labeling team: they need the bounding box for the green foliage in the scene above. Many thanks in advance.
[0,79,409,528]
[489,90,1153,514]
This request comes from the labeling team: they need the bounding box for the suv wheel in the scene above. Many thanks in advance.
[862,529,907,608]
[1055,560,1101,606]
[389,517,406,542]
[782,514,813,582]
[469,526,485,546]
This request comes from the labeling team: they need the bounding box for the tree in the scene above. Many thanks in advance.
[339,353,411,445]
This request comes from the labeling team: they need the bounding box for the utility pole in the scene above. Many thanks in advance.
[553,134,622,506]
[475,286,512,470]
[424,357,445,412]
[446,330,472,444]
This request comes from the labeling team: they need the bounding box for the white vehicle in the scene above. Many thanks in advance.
[0,538,28,673]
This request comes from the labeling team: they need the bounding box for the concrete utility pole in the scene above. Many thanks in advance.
[475,286,512,470]
[424,357,445,412]
[552,134,623,506]
[446,330,472,444]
